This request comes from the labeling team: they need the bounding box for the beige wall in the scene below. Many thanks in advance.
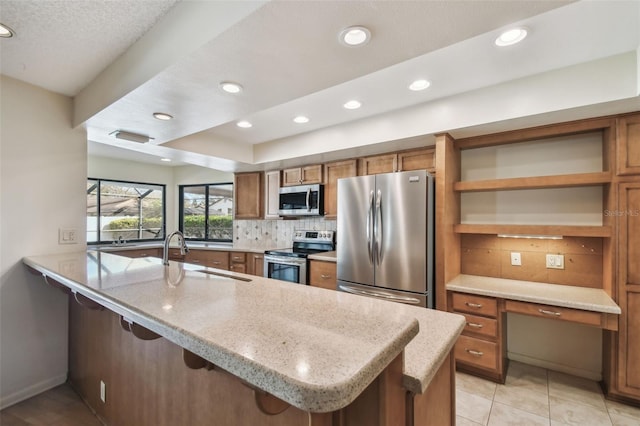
[0,76,87,408]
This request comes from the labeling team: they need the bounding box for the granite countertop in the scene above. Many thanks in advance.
[307,251,337,262]
[446,274,621,314]
[22,251,465,412]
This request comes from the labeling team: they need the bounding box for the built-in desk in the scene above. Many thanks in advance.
[445,274,621,383]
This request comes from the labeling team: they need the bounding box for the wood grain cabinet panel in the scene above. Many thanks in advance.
[454,335,499,371]
[235,172,264,219]
[114,248,161,259]
[248,253,264,277]
[323,159,357,218]
[504,300,604,328]
[309,260,337,290]
[397,148,435,173]
[359,154,397,176]
[282,165,323,186]
[617,114,640,175]
[451,293,498,318]
[459,313,498,339]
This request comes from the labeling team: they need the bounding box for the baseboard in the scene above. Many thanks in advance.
[0,373,68,410]
[507,352,601,381]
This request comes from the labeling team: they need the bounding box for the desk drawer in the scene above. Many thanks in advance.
[230,252,246,263]
[460,313,498,339]
[455,335,499,371]
[452,293,498,318]
[505,300,603,328]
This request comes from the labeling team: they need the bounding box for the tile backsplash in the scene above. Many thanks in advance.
[234,218,337,250]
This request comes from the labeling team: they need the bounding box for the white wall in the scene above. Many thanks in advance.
[0,76,87,408]
[87,157,233,232]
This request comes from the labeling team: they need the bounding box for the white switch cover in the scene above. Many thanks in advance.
[510,252,522,266]
[58,228,78,244]
[546,254,565,269]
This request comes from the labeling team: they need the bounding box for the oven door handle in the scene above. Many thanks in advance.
[264,257,306,267]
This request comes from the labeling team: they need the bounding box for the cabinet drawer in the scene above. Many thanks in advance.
[455,335,499,371]
[309,260,337,290]
[459,313,498,339]
[451,293,498,318]
[230,252,246,263]
[505,300,604,328]
[229,264,246,274]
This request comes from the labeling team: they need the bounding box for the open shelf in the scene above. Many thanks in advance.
[454,171,611,192]
[453,224,612,238]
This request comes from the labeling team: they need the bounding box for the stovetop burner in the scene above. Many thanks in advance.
[264,230,335,258]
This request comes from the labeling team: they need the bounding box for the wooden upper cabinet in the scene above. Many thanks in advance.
[234,172,263,219]
[359,153,397,176]
[264,170,280,219]
[282,164,323,186]
[617,114,640,176]
[323,159,357,218]
[397,147,435,173]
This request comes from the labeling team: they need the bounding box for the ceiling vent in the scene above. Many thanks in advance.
[109,130,153,143]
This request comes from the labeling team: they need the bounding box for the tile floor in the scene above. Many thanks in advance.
[1,361,639,425]
[456,361,640,426]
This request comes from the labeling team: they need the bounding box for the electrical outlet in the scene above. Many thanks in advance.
[100,380,106,403]
[58,228,78,245]
[546,254,565,269]
[510,252,522,266]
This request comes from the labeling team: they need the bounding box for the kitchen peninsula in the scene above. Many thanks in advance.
[23,251,464,426]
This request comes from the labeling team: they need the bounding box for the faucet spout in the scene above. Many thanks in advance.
[163,231,189,266]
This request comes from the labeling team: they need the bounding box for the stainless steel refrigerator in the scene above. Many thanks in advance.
[337,170,434,308]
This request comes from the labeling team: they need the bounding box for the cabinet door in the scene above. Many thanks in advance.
[359,154,397,176]
[397,147,435,173]
[203,251,229,270]
[309,260,337,290]
[229,263,247,274]
[617,182,640,398]
[234,172,263,219]
[617,114,640,175]
[249,253,264,277]
[282,168,302,186]
[264,171,281,219]
[301,164,323,184]
[323,159,357,218]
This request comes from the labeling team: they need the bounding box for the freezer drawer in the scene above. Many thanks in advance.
[337,281,428,307]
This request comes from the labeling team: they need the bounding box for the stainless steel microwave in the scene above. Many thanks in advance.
[278,184,324,216]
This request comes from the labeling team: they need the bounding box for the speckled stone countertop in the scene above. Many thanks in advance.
[447,274,621,314]
[22,251,465,412]
[307,251,337,262]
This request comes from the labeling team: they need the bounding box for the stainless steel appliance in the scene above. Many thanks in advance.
[337,170,434,308]
[264,230,335,284]
[278,184,324,216]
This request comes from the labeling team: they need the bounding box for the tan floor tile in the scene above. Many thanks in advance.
[608,412,640,426]
[548,371,606,411]
[606,400,640,422]
[457,389,493,425]
[457,415,485,426]
[457,371,498,400]
[505,361,549,395]
[488,401,550,426]
[549,395,612,426]
[494,383,549,418]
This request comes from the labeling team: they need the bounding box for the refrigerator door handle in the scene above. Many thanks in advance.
[367,190,374,264]
[374,189,383,264]
[338,285,422,305]
[306,187,311,212]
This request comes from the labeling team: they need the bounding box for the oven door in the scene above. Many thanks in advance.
[263,255,308,285]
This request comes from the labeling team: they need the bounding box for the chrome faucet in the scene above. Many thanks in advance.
[163,231,189,266]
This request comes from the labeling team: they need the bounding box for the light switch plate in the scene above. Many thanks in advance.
[546,254,565,269]
[58,228,78,244]
[510,252,522,266]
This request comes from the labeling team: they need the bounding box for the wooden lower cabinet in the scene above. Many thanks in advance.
[449,291,507,383]
[309,260,337,290]
[229,252,247,274]
[67,299,452,426]
[112,248,161,259]
[186,250,229,270]
[248,253,264,277]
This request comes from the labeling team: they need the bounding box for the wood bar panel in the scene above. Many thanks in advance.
[454,172,611,192]
[454,224,612,238]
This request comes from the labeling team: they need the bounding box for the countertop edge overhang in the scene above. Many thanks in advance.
[22,251,464,412]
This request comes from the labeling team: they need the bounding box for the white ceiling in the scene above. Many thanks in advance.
[1,0,639,171]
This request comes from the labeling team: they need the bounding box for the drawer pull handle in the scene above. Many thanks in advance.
[213,261,221,265]
[320,274,332,279]
[466,302,483,308]
[467,322,484,328]
[538,309,561,317]
[465,349,484,357]
[192,260,201,263]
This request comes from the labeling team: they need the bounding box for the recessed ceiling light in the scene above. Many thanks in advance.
[409,79,431,91]
[236,120,252,128]
[153,112,173,121]
[293,115,310,124]
[160,158,172,162]
[343,100,362,110]
[495,27,528,47]
[339,26,371,47]
[220,81,243,94]
[0,23,15,38]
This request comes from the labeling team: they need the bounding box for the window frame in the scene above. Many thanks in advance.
[178,182,234,243]
[87,177,167,245]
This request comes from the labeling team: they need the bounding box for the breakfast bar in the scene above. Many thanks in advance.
[23,251,464,426]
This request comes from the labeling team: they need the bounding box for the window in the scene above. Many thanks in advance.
[87,178,166,244]
[179,183,233,242]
